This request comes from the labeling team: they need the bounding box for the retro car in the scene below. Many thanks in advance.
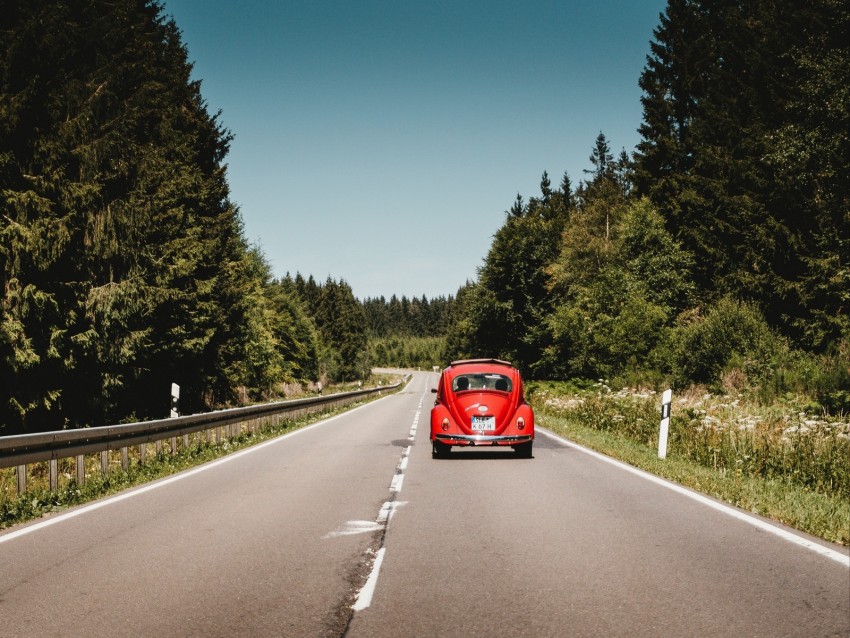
[430,359,534,458]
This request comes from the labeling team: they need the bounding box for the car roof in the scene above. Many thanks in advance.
[448,358,513,368]
[445,359,517,376]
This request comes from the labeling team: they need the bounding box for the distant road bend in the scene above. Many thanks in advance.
[1,372,847,637]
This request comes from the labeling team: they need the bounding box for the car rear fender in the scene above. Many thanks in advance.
[430,403,457,439]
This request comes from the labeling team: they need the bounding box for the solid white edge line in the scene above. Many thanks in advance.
[538,428,850,567]
[0,396,392,545]
[351,547,386,611]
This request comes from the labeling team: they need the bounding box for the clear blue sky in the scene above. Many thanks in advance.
[162,0,667,300]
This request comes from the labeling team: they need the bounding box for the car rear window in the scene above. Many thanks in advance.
[452,373,512,393]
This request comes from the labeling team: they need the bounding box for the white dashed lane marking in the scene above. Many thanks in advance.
[348,394,424,611]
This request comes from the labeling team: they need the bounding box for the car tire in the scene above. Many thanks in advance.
[514,442,533,458]
[432,442,451,459]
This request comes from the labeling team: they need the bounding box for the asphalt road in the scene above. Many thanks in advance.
[1,372,847,637]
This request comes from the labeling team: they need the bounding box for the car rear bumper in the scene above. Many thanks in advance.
[433,433,533,446]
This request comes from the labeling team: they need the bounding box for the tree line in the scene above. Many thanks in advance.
[362,294,455,338]
[446,0,848,412]
[2,0,847,434]
[362,294,456,369]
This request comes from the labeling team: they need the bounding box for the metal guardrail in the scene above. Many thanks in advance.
[0,380,405,494]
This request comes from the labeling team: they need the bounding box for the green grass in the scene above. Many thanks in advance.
[529,381,850,546]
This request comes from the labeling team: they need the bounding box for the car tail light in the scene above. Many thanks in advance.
[517,417,525,430]
[441,418,450,431]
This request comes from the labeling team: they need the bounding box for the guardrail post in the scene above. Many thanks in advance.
[101,451,108,476]
[170,436,177,455]
[76,455,85,486]
[121,447,129,471]
[139,443,146,465]
[16,465,26,495]
[49,459,58,492]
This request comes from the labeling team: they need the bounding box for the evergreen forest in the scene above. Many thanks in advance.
[445,0,848,414]
[1,0,847,435]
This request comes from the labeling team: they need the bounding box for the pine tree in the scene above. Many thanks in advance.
[508,193,525,218]
[540,171,552,205]
[315,278,368,381]
[586,132,614,180]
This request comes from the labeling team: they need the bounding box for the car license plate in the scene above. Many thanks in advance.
[471,416,496,430]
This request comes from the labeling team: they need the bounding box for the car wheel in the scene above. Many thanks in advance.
[432,442,451,459]
[514,442,533,458]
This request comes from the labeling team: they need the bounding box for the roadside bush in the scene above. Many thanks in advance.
[802,340,850,414]
[671,297,784,390]
[763,348,847,411]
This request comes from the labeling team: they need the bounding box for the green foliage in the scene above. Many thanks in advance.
[2,0,240,429]
[749,339,850,413]
[544,196,686,381]
[314,278,369,382]
[618,199,694,314]
[368,335,447,370]
[634,0,849,350]
[277,275,370,383]
[443,281,478,362]
[360,291,455,372]
[361,293,455,338]
[267,286,320,384]
[670,297,785,391]
[672,416,850,502]
[547,175,622,296]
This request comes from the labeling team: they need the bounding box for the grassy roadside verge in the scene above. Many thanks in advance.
[529,382,850,546]
[0,377,404,532]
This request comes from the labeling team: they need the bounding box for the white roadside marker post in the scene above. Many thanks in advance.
[658,388,672,459]
[170,383,180,418]
[170,382,181,454]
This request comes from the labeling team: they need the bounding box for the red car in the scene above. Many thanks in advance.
[430,359,534,458]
